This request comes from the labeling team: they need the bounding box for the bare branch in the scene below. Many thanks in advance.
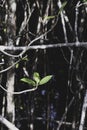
[57,0,68,43]
[79,90,87,130]
[75,1,80,42]
[0,59,20,73]
[0,115,19,130]
[57,97,75,130]
[16,1,35,45]
[0,42,87,53]
[0,84,38,95]
[75,2,87,8]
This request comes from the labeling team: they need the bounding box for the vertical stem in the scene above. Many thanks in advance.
[79,90,87,130]
[6,0,16,127]
[75,2,80,43]
[30,94,34,130]
[57,0,68,43]
[1,94,5,130]
[47,92,50,130]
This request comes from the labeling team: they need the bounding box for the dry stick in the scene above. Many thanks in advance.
[79,90,87,130]
[64,11,74,34]
[0,42,87,73]
[55,120,72,126]
[57,96,75,130]
[72,3,81,129]
[0,115,19,130]
[0,1,86,59]
[0,2,86,94]
[19,3,59,57]
[0,42,87,52]
[57,0,70,65]
[63,9,75,67]
[45,0,51,121]
[0,55,27,74]
[0,49,20,58]
[57,1,69,130]
[0,84,38,95]
[68,49,74,94]
[70,3,80,129]
[67,2,80,94]
[0,1,86,72]
[75,2,87,8]
[58,0,68,43]
[36,1,42,34]
[19,28,55,57]
[0,58,20,74]
[16,1,34,46]
[75,1,80,43]
[0,13,58,58]
[0,42,87,74]
[36,117,72,126]
[66,2,75,91]
[0,0,5,7]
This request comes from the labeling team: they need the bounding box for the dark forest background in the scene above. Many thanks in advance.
[0,0,87,130]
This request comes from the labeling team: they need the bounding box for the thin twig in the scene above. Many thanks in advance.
[0,59,20,74]
[0,84,38,95]
[79,90,87,130]
[75,2,87,8]
[75,1,80,43]
[0,55,28,73]
[57,0,68,43]
[57,97,75,130]
[16,1,35,45]
[0,42,87,73]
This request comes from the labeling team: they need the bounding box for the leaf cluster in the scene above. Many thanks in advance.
[20,72,53,87]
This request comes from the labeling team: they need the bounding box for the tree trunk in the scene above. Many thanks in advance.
[6,0,16,128]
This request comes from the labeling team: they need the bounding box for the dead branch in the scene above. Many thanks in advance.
[0,115,19,130]
[79,90,87,130]
[0,42,87,52]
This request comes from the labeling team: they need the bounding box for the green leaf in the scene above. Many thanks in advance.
[22,56,29,61]
[43,15,55,21]
[20,106,23,110]
[39,75,52,85]
[4,28,6,32]
[20,78,36,87]
[58,1,67,15]
[83,0,87,2]
[16,63,19,69]
[33,72,40,84]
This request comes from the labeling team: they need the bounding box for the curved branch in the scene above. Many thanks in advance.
[0,59,20,74]
[0,49,21,58]
[0,84,38,95]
